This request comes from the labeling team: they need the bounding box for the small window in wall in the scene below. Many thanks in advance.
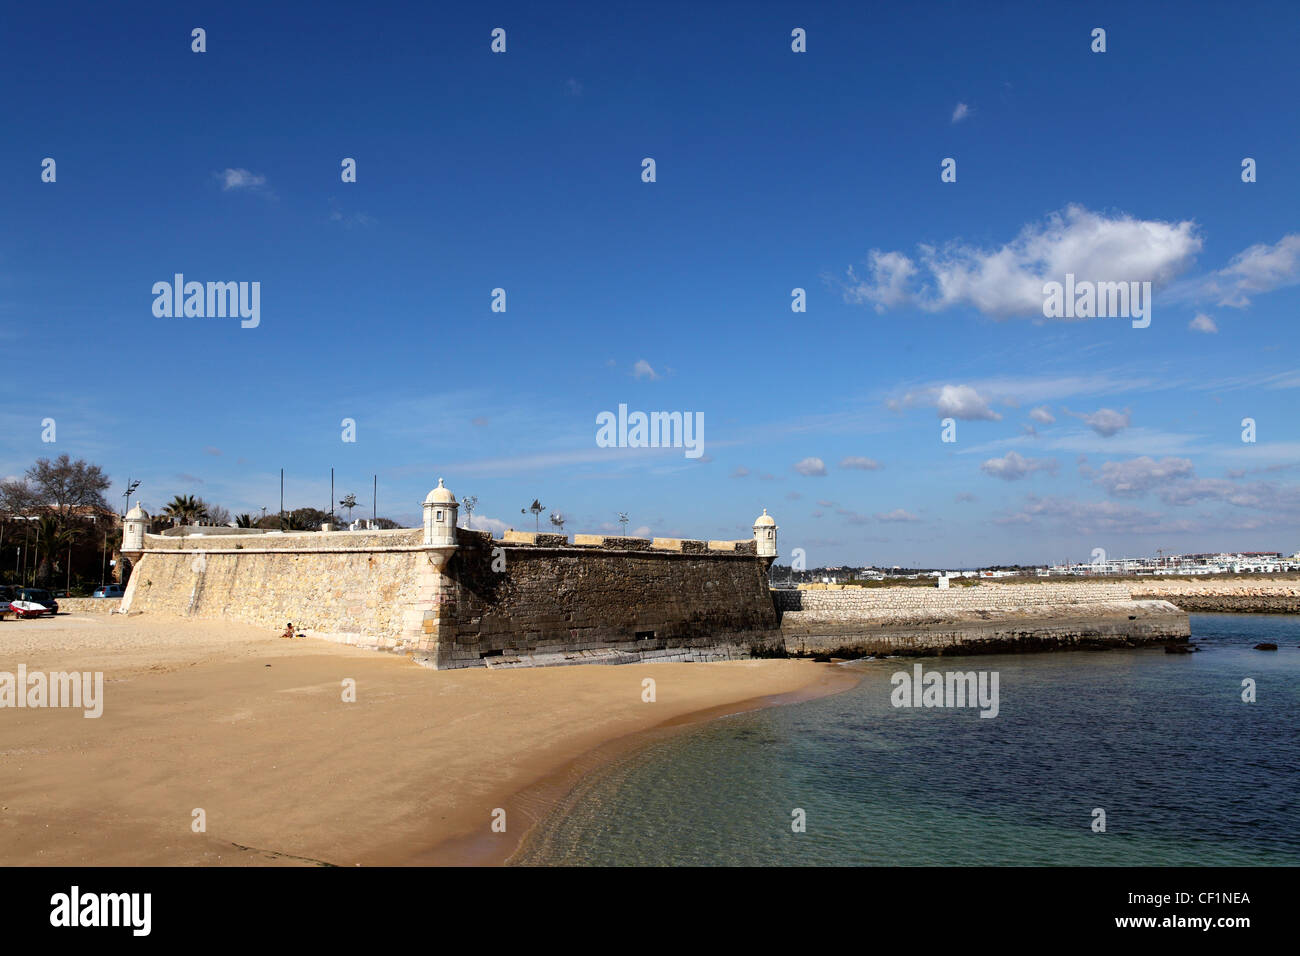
[436,510,443,521]
[767,530,774,538]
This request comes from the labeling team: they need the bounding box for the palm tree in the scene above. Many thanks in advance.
[34,514,61,584]
[339,493,358,523]
[282,511,309,531]
[235,513,255,528]
[163,494,208,526]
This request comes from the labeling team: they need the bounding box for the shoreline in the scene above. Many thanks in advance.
[404,662,862,867]
[0,614,855,867]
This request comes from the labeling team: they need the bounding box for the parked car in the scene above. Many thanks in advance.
[92,584,125,598]
[14,588,58,615]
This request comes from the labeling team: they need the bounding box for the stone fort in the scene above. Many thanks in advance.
[119,481,785,668]
[118,479,1188,665]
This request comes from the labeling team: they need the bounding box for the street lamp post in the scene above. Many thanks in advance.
[122,479,140,518]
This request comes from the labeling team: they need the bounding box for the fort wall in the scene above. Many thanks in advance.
[120,527,781,666]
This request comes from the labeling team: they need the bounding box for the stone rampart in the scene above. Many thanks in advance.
[120,528,780,666]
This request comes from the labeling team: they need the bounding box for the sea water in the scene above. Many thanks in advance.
[513,614,1300,866]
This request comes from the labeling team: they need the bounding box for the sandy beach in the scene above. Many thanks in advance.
[0,612,854,866]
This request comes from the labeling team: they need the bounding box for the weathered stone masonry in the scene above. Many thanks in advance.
[774,583,1189,656]
[118,489,784,668]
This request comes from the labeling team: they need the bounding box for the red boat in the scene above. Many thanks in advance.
[9,600,52,619]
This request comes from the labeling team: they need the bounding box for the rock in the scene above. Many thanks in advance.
[1253,643,1278,651]
[1164,643,1199,653]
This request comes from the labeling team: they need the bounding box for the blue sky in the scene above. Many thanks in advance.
[2,0,1298,567]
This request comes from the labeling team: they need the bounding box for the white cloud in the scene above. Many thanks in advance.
[632,359,659,380]
[994,495,1175,533]
[874,508,919,522]
[980,450,1058,481]
[951,102,971,123]
[839,456,881,470]
[1092,457,1195,497]
[794,457,828,476]
[219,168,267,191]
[1029,406,1055,425]
[458,514,510,536]
[844,205,1202,318]
[891,384,1001,421]
[730,466,750,478]
[1201,234,1300,308]
[1068,407,1131,437]
[1189,313,1218,333]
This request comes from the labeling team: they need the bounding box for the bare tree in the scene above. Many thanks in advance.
[202,502,232,526]
[0,478,40,516]
[22,455,111,522]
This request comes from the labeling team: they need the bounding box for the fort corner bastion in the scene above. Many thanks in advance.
[117,481,1189,667]
[118,481,785,668]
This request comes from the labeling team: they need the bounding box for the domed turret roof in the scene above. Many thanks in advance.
[753,508,776,527]
[125,501,149,520]
[424,478,457,505]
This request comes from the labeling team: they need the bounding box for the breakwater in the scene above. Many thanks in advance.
[1130,579,1300,613]
[774,583,1189,657]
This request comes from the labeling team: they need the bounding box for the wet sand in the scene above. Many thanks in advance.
[0,613,854,866]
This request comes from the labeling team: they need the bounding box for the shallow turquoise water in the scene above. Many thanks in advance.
[513,614,1300,865]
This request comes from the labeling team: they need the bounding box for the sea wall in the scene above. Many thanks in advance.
[775,582,1134,619]
[434,531,780,668]
[1131,579,1300,613]
[775,583,1188,657]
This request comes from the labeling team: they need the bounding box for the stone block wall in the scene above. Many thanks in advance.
[773,582,1133,623]
[53,598,121,615]
[120,528,780,666]
[432,532,780,667]
[122,531,431,647]
[1131,578,1300,612]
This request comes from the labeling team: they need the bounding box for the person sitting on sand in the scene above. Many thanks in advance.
[281,622,295,640]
